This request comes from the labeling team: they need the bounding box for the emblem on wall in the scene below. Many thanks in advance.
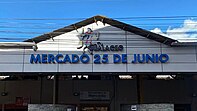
[77,28,100,54]
[77,28,124,54]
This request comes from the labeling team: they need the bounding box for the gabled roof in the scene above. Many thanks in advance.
[24,15,177,46]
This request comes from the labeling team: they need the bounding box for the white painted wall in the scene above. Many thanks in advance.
[0,22,197,73]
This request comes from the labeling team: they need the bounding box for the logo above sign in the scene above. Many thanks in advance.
[77,28,100,53]
[77,28,124,54]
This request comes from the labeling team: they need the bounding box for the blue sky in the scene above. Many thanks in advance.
[0,0,197,41]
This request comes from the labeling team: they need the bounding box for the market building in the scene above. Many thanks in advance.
[0,15,197,111]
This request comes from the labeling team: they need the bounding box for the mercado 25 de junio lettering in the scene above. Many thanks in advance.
[30,54,169,64]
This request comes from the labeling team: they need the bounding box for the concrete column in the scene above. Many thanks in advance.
[136,75,143,104]
[191,75,197,111]
[191,99,197,111]
[39,76,43,104]
[53,75,58,104]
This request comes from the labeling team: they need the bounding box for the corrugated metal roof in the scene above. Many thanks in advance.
[24,15,178,46]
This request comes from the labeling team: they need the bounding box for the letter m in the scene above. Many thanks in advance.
[30,54,41,63]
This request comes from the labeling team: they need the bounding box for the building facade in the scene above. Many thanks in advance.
[0,15,197,111]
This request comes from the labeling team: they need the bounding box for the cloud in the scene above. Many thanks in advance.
[151,19,197,42]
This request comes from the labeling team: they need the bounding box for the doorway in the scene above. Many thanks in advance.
[174,104,191,111]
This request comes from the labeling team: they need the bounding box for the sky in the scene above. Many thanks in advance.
[0,0,197,42]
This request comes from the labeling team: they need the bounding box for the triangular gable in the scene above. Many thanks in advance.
[36,21,129,51]
[24,15,176,46]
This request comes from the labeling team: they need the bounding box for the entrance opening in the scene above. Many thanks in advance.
[80,104,109,111]
[174,104,191,111]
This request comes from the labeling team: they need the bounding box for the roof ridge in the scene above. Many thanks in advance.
[24,15,176,46]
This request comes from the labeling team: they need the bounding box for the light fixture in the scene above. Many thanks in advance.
[1,92,8,96]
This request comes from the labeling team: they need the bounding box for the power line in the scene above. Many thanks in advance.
[114,15,197,19]
[0,20,195,27]
[0,30,197,35]
[0,15,197,20]
[0,0,124,4]
[0,37,28,40]
[1,22,197,29]
[0,16,196,42]
[0,23,195,29]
